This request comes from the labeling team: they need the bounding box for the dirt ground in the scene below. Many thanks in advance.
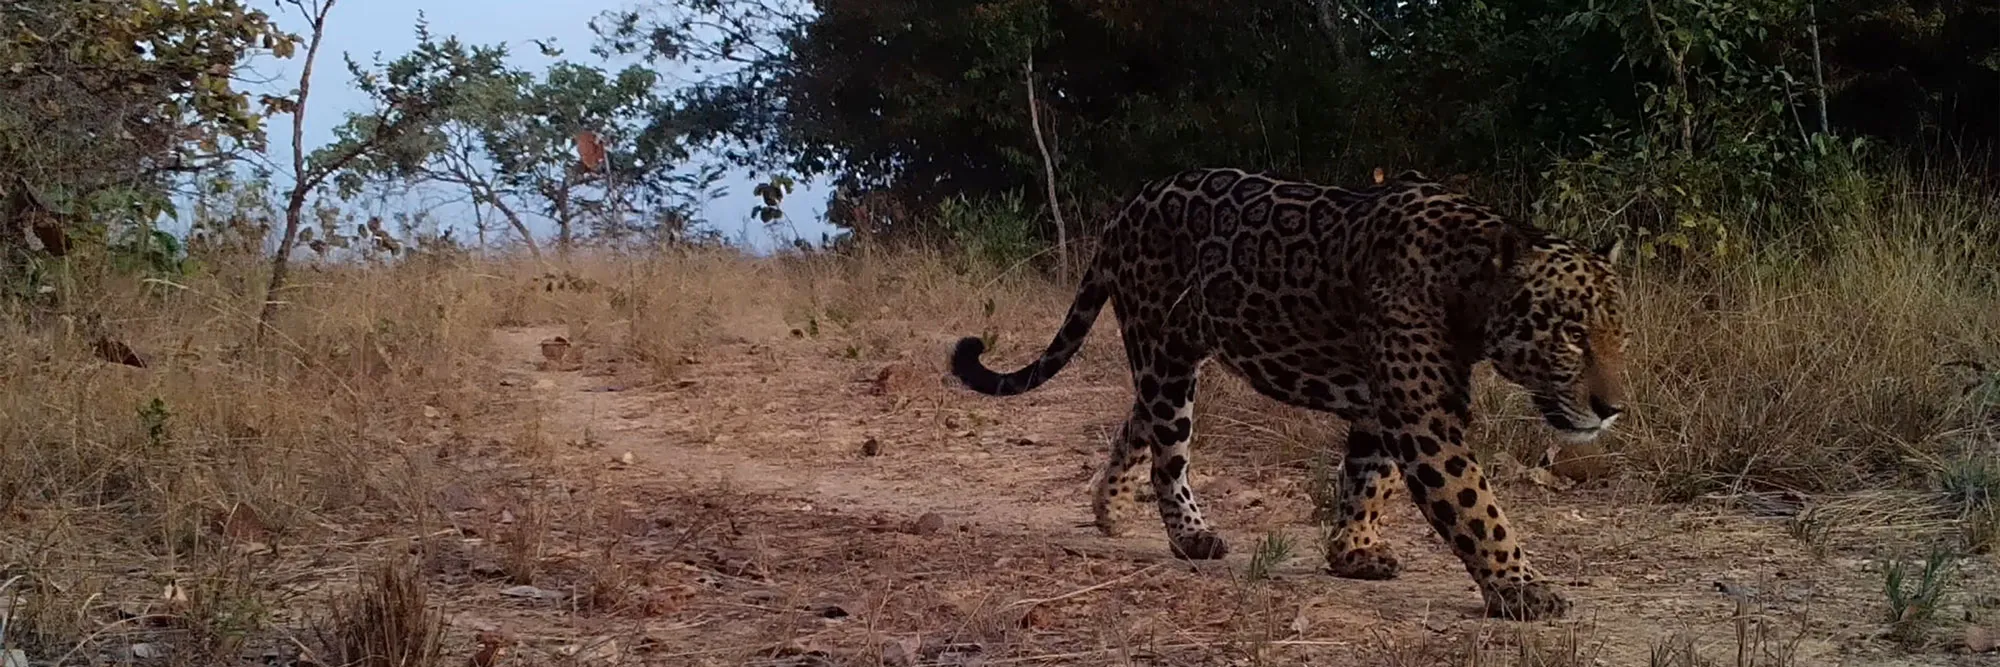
[410,315,2000,667]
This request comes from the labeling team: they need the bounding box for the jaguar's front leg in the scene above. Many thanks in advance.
[1373,311,1569,620]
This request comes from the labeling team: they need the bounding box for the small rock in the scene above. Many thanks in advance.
[1547,441,1615,482]
[1967,626,1996,653]
[1713,581,1757,599]
[452,615,502,633]
[565,638,620,664]
[910,512,945,535]
[539,336,572,362]
[930,643,985,666]
[130,643,165,660]
[882,637,923,667]
[499,585,565,602]
[862,438,882,457]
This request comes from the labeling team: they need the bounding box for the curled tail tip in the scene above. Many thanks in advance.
[949,336,990,379]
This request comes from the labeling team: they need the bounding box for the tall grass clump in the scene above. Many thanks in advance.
[0,246,506,657]
[1446,167,2000,498]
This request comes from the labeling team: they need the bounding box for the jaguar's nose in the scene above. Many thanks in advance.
[1589,396,1624,421]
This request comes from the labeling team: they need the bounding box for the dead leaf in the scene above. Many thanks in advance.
[870,363,919,396]
[1018,604,1053,629]
[468,630,509,667]
[210,503,271,542]
[93,336,147,368]
[1522,466,1574,491]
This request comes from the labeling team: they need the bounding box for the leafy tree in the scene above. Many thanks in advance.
[258,3,509,334]
[610,0,1996,259]
[0,0,296,262]
[332,34,724,257]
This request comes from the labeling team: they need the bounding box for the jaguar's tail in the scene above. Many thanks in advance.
[949,261,1111,397]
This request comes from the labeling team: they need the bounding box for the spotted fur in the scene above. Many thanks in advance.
[949,167,1629,621]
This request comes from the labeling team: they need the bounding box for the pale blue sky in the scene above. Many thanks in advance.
[244,0,834,251]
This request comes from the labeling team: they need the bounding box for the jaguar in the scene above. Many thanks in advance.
[948,167,1629,620]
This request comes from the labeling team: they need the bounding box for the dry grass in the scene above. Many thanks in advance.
[311,556,447,667]
[1607,238,2000,499]
[1,174,1997,664]
[0,254,514,663]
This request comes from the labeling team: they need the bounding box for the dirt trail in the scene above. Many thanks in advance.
[492,325,1107,538]
[481,324,1991,666]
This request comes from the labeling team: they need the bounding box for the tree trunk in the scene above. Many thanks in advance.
[554,187,573,260]
[1808,0,1829,135]
[1024,56,1069,285]
[1310,0,1347,67]
[257,0,335,342]
[485,195,542,261]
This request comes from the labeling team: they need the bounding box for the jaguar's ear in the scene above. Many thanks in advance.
[1595,237,1625,265]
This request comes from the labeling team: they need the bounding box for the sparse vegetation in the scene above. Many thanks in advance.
[3,0,1998,664]
[311,557,448,667]
[1883,544,1962,646]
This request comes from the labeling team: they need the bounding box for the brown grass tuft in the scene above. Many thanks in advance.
[312,556,447,667]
